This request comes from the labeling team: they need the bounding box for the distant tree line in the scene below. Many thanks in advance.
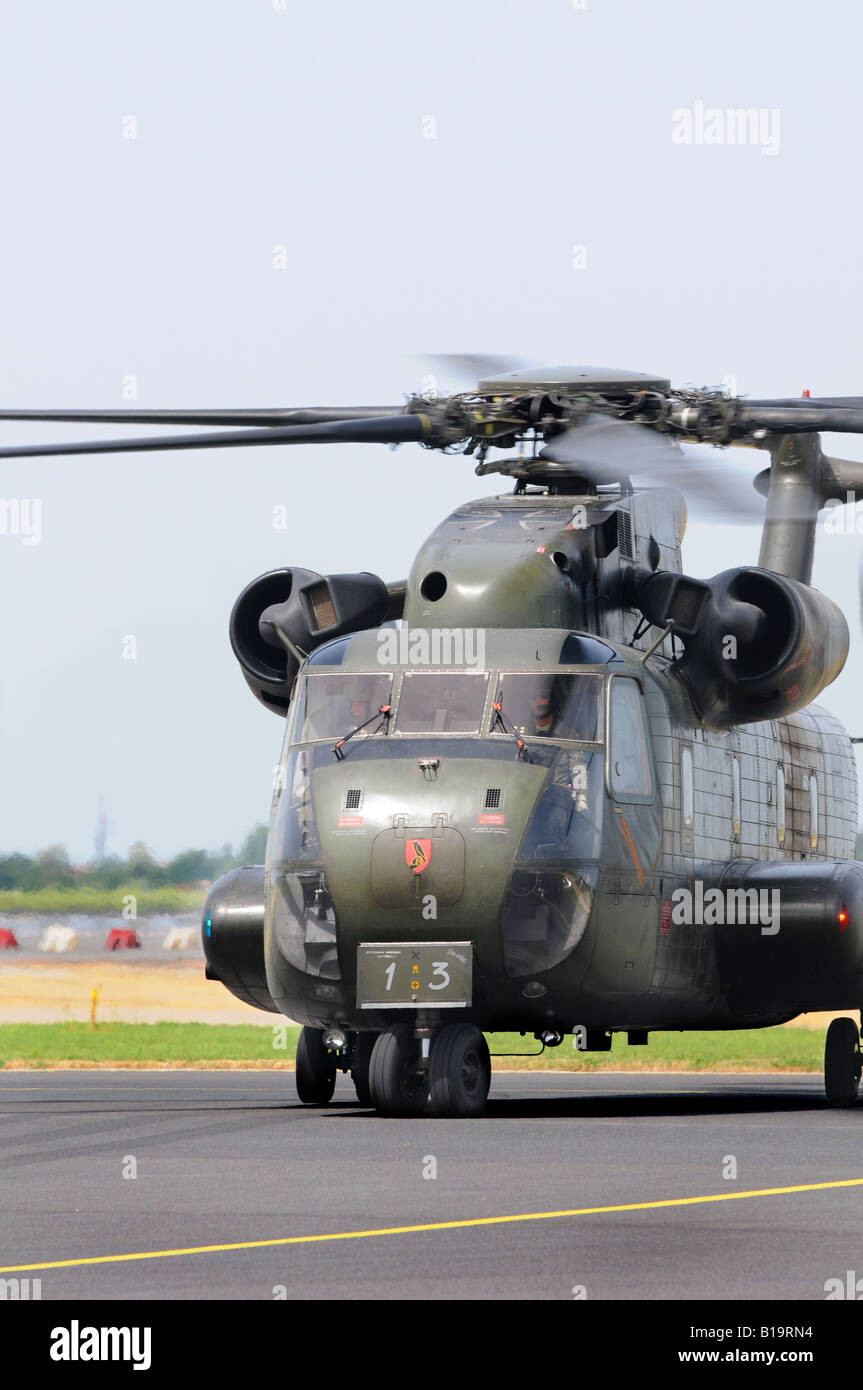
[0,824,268,891]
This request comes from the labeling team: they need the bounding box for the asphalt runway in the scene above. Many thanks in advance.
[2,1070,862,1301]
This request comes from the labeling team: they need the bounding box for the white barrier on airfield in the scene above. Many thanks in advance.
[38,924,79,953]
[162,927,195,950]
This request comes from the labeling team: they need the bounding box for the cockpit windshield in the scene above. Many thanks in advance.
[291,673,393,743]
[395,672,489,734]
[288,669,602,745]
[491,674,602,742]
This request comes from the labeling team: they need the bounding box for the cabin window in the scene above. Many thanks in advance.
[809,772,818,850]
[608,679,654,800]
[731,756,741,839]
[777,765,786,846]
[681,746,694,828]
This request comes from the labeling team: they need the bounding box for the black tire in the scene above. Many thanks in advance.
[295,1026,337,1105]
[428,1024,491,1118]
[351,1032,377,1106]
[368,1025,429,1116]
[824,1017,861,1107]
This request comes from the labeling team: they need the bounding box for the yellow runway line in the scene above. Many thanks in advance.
[3,1176,863,1274]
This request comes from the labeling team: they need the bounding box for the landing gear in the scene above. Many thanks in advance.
[368,1024,429,1116]
[365,1022,492,1117]
[295,1026,337,1105]
[350,1031,377,1106]
[428,1023,491,1118]
[824,1017,862,1107]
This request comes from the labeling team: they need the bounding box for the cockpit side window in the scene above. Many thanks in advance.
[608,678,655,801]
[490,674,602,742]
[291,673,393,744]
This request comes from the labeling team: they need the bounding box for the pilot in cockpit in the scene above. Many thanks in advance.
[349,697,371,728]
[528,684,557,736]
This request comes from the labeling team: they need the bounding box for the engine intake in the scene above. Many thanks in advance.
[634,565,849,726]
[230,567,391,716]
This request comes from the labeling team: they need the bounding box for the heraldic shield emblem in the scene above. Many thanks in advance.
[404,838,432,874]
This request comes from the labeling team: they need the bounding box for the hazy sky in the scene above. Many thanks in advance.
[2,0,863,861]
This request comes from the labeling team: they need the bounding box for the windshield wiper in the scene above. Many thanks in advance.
[491,694,530,762]
[333,704,392,760]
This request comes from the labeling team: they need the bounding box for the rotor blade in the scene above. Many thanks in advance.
[540,414,764,522]
[540,413,679,475]
[410,354,533,392]
[0,414,427,460]
[0,406,401,427]
[737,404,863,434]
[745,397,863,410]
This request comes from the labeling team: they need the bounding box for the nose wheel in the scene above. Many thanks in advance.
[368,1024,430,1116]
[356,1022,494,1117]
[824,1017,862,1106]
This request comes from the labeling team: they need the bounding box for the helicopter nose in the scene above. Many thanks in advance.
[309,753,551,956]
[370,823,466,908]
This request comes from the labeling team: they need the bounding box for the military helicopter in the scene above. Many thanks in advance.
[5,362,863,1117]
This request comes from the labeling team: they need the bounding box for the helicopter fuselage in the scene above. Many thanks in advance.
[203,480,863,1080]
[255,631,862,1040]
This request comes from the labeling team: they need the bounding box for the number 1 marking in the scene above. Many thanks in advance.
[384,962,396,992]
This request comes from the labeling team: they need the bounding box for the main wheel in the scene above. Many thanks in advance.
[368,1025,429,1116]
[428,1024,491,1118]
[824,1017,861,1107]
[295,1026,337,1105]
[350,1032,377,1106]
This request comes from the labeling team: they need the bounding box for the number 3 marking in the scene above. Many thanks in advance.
[428,962,450,991]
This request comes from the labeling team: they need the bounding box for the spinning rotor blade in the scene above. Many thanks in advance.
[540,413,680,476]
[540,414,765,521]
[0,407,402,427]
[0,414,426,460]
[410,354,533,392]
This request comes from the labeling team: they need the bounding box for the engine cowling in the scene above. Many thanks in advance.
[202,865,278,1013]
[230,567,391,716]
[714,860,863,1013]
[634,565,849,726]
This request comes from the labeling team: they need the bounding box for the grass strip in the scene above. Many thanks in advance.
[0,888,203,914]
[0,1022,827,1071]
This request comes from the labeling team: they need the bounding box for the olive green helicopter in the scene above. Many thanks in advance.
[4,361,863,1117]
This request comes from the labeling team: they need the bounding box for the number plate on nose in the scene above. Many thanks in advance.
[357,942,473,1008]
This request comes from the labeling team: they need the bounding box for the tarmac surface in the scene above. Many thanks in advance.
[1,1069,862,1301]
